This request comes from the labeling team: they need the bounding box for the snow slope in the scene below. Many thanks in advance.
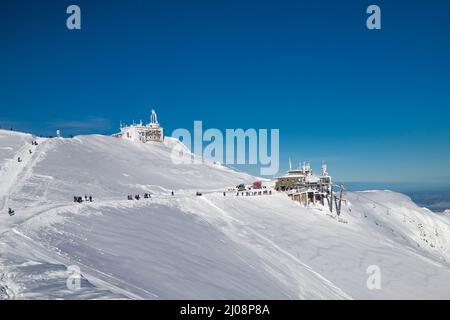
[1,130,450,299]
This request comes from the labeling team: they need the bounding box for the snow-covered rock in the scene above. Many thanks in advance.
[1,130,450,299]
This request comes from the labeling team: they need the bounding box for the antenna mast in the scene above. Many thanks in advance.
[150,109,158,124]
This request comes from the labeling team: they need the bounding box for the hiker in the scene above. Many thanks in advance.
[89,195,93,202]
[74,196,78,202]
[77,196,83,203]
[8,208,15,216]
[18,157,21,162]
[223,192,226,196]
[135,194,140,200]
[127,195,132,200]
[29,149,32,154]
[171,191,174,196]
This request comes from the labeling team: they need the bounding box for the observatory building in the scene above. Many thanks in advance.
[113,109,164,143]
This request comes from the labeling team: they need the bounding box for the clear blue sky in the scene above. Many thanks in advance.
[1,0,449,184]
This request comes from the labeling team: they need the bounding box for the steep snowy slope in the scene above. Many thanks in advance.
[12,134,255,206]
[1,130,450,299]
[0,130,34,215]
[0,130,33,168]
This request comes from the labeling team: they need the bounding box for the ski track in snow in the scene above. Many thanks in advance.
[0,136,47,216]
[197,196,353,299]
[0,198,164,299]
[9,228,158,300]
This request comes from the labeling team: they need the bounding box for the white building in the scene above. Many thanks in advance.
[113,109,164,143]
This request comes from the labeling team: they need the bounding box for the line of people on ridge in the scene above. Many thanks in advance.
[8,188,273,217]
[236,190,272,196]
[127,191,175,200]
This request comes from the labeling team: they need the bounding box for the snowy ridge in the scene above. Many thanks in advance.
[1,130,450,299]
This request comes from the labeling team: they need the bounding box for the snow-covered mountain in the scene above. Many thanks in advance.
[1,129,450,299]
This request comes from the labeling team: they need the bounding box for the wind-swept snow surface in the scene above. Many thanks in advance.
[1,130,450,299]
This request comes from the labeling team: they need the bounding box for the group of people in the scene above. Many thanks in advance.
[17,141,39,163]
[128,194,141,200]
[73,195,93,203]
[127,193,153,200]
[127,191,178,200]
[236,190,272,196]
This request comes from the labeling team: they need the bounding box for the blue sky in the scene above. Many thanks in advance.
[1,0,449,184]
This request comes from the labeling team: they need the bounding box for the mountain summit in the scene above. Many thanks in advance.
[1,129,450,299]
